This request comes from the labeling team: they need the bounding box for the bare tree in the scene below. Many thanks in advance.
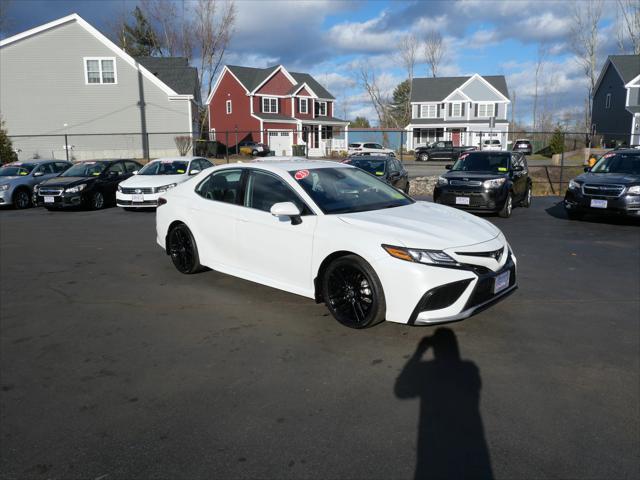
[532,44,548,132]
[174,135,193,156]
[424,30,445,78]
[398,34,418,124]
[359,62,392,127]
[616,0,640,54]
[569,0,603,141]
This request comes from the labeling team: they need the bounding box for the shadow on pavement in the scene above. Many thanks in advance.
[395,328,493,480]
[545,200,640,226]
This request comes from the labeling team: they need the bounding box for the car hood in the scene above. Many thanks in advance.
[576,172,640,184]
[444,171,509,181]
[120,174,187,188]
[338,201,500,250]
[0,176,24,184]
[38,176,94,187]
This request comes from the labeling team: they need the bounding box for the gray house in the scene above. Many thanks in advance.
[0,14,199,161]
[405,74,510,150]
[592,55,640,146]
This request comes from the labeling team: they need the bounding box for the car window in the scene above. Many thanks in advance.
[107,162,125,174]
[363,143,377,149]
[53,162,70,173]
[436,142,445,148]
[388,160,399,173]
[511,154,523,168]
[36,163,55,174]
[245,170,311,215]
[124,161,139,173]
[348,143,361,148]
[189,160,202,173]
[451,152,510,173]
[196,169,243,204]
[200,159,213,170]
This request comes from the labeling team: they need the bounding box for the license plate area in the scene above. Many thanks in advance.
[590,199,607,209]
[455,196,470,205]
[494,270,510,294]
[132,194,144,202]
[44,196,54,203]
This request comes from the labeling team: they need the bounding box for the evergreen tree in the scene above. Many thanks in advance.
[350,116,371,128]
[122,6,160,57]
[549,125,565,154]
[389,80,411,127]
[0,117,18,164]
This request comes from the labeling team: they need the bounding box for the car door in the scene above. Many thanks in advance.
[396,159,409,190]
[386,159,401,187]
[189,168,245,269]
[510,154,526,199]
[432,141,446,159]
[101,162,127,201]
[234,169,317,295]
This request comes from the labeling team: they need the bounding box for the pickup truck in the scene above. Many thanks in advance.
[414,141,475,161]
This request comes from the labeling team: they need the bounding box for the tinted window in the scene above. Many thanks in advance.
[348,143,361,148]
[451,152,510,173]
[61,162,107,177]
[349,159,387,176]
[245,170,311,214]
[0,164,35,176]
[107,162,125,174]
[54,162,71,173]
[591,152,640,174]
[388,159,400,173]
[363,143,377,149]
[200,159,213,170]
[36,163,55,174]
[124,161,139,173]
[196,169,243,204]
[290,167,413,214]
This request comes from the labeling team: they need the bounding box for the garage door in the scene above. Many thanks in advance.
[268,130,293,156]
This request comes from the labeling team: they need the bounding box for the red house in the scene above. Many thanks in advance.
[206,64,349,156]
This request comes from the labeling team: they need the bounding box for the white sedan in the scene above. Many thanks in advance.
[347,142,396,157]
[156,158,517,328]
[116,156,213,209]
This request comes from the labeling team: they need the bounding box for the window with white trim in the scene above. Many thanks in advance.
[314,101,327,116]
[262,97,278,113]
[420,104,437,118]
[226,100,232,114]
[84,57,116,84]
[299,98,308,114]
[477,103,494,117]
[451,102,462,117]
[605,93,611,109]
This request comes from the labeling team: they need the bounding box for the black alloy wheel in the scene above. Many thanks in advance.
[168,224,202,274]
[522,185,532,208]
[499,193,513,218]
[92,191,105,210]
[322,255,385,329]
[13,188,31,209]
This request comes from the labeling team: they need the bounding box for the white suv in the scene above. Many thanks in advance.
[348,142,395,156]
[482,139,502,151]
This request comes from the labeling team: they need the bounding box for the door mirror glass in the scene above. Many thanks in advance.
[33,171,44,177]
[132,170,138,175]
[270,201,301,218]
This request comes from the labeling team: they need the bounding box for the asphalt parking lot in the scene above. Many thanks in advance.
[1,198,638,479]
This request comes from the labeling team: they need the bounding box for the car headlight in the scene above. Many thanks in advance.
[65,184,86,193]
[483,178,506,189]
[0,184,9,191]
[156,183,177,193]
[437,176,448,186]
[628,185,640,195]
[382,245,458,266]
[569,179,581,190]
[117,184,123,192]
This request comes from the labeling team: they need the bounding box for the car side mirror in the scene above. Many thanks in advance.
[33,171,44,177]
[584,166,590,172]
[108,171,119,177]
[270,201,302,225]
[132,170,139,175]
[513,165,524,172]
[189,169,200,176]
[445,165,452,170]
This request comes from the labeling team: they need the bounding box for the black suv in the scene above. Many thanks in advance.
[564,149,640,219]
[512,139,532,155]
[433,151,532,218]
[343,155,410,193]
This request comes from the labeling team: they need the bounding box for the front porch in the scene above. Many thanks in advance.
[407,125,509,150]
[299,123,349,157]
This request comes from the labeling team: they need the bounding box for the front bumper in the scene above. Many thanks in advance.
[116,191,160,208]
[433,185,509,212]
[0,189,13,205]
[35,192,85,208]
[564,189,640,216]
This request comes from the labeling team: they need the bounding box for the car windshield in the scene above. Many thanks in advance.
[61,162,107,177]
[348,159,387,177]
[591,152,640,174]
[451,152,511,173]
[290,167,413,214]
[139,160,189,175]
[0,164,35,176]
[348,143,362,148]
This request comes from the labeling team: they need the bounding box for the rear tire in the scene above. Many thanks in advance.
[419,153,429,162]
[521,185,532,208]
[167,223,203,274]
[498,193,513,218]
[13,188,31,209]
[321,255,386,329]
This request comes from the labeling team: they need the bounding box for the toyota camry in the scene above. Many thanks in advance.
[156,158,517,329]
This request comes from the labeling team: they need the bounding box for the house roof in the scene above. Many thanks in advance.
[226,65,335,99]
[135,56,200,103]
[608,55,640,84]
[410,75,509,102]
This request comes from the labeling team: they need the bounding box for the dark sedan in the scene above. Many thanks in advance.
[35,159,142,210]
[564,149,640,219]
[343,155,410,193]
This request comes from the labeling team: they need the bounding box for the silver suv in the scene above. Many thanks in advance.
[0,160,71,208]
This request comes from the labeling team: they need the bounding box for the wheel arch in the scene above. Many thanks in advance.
[165,220,187,253]
[314,250,364,303]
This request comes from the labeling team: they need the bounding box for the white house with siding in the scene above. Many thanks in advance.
[406,74,511,150]
[0,14,198,161]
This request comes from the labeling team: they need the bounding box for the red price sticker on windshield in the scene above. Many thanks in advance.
[459,153,469,161]
[294,169,309,180]
[603,153,615,158]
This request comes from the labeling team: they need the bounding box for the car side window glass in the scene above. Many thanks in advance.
[189,160,202,173]
[245,170,311,215]
[53,162,69,172]
[124,161,138,173]
[388,160,399,173]
[37,164,54,174]
[196,169,243,204]
[107,162,125,175]
[200,159,213,170]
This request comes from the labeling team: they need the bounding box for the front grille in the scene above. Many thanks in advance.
[121,187,154,194]
[456,247,504,262]
[440,192,486,207]
[582,184,625,197]
[38,188,63,196]
[450,180,482,187]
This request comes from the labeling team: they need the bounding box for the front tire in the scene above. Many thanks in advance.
[321,255,386,329]
[419,152,429,162]
[521,185,532,208]
[91,191,105,210]
[168,223,203,274]
[498,193,513,218]
[13,188,31,209]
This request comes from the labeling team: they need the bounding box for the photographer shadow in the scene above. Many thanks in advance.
[395,328,493,479]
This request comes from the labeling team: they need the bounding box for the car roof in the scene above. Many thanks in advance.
[247,157,350,173]
[150,156,201,162]
[348,155,391,161]
[5,159,62,165]
[515,139,531,142]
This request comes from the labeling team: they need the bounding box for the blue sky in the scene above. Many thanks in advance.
[2,0,631,126]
